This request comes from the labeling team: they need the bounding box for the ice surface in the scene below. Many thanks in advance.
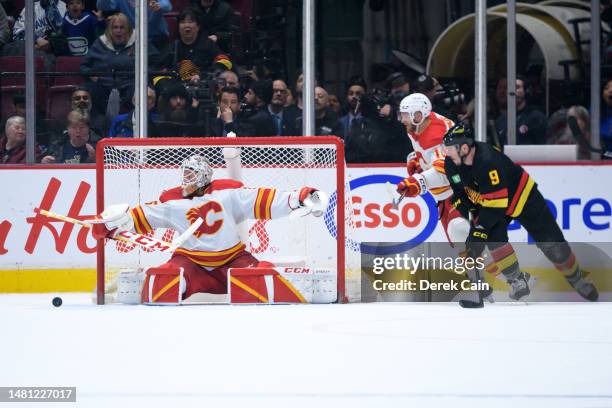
[1,294,611,408]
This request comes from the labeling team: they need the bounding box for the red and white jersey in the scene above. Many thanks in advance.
[127,180,295,269]
[407,112,454,201]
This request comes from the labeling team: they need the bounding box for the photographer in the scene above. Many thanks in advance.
[412,74,465,123]
[345,76,411,163]
[242,80,277,137]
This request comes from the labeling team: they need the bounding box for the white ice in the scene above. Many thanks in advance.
[1,294,611,408]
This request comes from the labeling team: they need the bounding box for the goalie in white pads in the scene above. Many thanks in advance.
[92,155,328,304]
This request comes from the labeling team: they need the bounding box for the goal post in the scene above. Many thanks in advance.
[95,137,360,305]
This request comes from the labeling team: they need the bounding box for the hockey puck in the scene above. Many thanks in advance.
[52,297,63,307]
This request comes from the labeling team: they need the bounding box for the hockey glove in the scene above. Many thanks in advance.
[396,175,425,197]
[465,224,488,259]
[406,153,422,176]
[91,204,133,240]
[297,187,329,217]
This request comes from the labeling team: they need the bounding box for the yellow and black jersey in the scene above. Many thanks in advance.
[444,142,536,230]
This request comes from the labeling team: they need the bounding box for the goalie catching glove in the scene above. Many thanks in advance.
[91,203,134,240]
[396,174,427,197]
[289,187,329,217]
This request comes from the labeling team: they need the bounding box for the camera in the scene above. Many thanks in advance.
[358,88,392,118]
[433,81,466,109]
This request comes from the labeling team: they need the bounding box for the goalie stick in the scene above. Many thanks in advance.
[35,208,203,252]
[567,116,612,159]
[385,182,407,209]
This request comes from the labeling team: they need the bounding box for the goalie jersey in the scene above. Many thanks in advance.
[407,112,455,201]
[127,180,294,268]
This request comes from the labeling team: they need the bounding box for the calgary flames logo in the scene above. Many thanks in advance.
[186,201,224,237]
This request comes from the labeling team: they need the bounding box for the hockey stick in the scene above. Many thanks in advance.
[36,208,202,252]
[385,182,407,209]
[567,116,612,159]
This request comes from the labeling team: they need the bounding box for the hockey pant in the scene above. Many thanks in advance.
[483,188,581,281]
[438,197,470,244]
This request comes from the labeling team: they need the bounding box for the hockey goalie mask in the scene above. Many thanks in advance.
[180,155,213,196]
[399,93,432,126]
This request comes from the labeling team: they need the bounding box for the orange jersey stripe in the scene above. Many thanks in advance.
[506,173,534,217]
[429,185,451,195]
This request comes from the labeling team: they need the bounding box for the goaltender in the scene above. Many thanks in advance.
[443,124,598,303]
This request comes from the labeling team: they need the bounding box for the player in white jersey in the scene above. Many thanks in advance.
[92,155,328,303]
[395,93,471,244]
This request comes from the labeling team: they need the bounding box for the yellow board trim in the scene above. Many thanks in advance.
[229,276,268,303]
[0,269,96,293]
[275,274,307,303]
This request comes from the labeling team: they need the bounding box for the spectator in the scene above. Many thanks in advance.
[385,72,410,108]
[209,87,254,136]
[313,86,343,137]
[268,79,299,136]
[242,80,276,136]
[8,94,52,145]
[62,0,105,56]
[0,3,9,51]
[601,79,612,154]
[41,110,99,163]
[338,77,366,140]
[80,13,136,117]
[495,75,547,145]
[96,0,171,48]
[5,0,68,67]
[189,0,238,52]
[158,8,231,83]
[71,87,109,136]
[328,94,341,115]
[108,87,158,137]
[0,116,43,164]
[155,80,200,137]
[284,88,294,107]
[547,105,590,145]
[218,69,239,89]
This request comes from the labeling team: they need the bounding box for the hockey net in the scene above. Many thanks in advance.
[96,137,361,304]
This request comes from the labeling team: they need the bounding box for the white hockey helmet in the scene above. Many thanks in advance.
[180,155,213,196]
[399,93,432,126]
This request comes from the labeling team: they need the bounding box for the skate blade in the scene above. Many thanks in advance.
[511,274,539,304]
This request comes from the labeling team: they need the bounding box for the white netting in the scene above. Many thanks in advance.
[98,138,361,303]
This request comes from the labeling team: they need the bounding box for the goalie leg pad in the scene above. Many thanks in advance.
[141,267,186,305]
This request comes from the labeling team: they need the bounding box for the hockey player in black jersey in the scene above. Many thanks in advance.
[443,124,598,306]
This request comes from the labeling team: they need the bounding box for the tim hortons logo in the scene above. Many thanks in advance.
[25,177,97,254]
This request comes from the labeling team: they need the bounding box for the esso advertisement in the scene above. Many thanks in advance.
[0,164,611,270]
[345,171,447,255]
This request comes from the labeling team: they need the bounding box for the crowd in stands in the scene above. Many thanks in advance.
[0,0,610,165]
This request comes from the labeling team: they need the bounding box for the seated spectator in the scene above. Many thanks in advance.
[339,77,366,140]
[209,87,254,136]
[267,79,299,136]
[108,87,158,137]
[5,0,68,67]
[41,110,99,163]
[62,0,105,56]
[71,87,109,137]
[154,80,200,137]
[0,3,9,52]
[190,0,238,52]
[158,8,231,83]
[80,13,136,117]
[242,80,276,137]
[0,116,43,164]
[96,0,171,48]
[218,69,239,90]
[5,94,51,144]
[601,79,612,154]
[546,105,591,159]
[495,75,547,145]
[328,94,341,115]
[313,86,343,137]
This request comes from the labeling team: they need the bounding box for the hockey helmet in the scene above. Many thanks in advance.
[443,123,475,147]
[399,93,432,126]
[180,155,213,195]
